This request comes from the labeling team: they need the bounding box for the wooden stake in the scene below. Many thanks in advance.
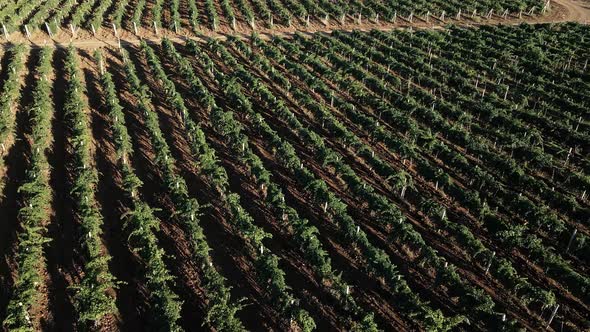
[485,251,495,274]
[133,22,138,35]
[24,25,31,38]
[542,0,551,14]
[565,229,577,253]
[112,23,118,37]
[2,24,8,40]
[546,304,559,328]
[564,147,573,165]
[45,22,53,37]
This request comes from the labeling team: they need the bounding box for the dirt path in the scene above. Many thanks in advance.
[1,0,589,50]
[554,0,590,22]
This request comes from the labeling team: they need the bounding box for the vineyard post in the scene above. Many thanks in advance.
[133,22,138,36]
[472,9,477,18]
[306,15,310,26]
[69,24,76,37]
[91,24,96,37]
[408,12,413,23]
[174,21,178,34]
[504,86,509,100]
[487,9,494,19]
[456,9,461,20]
[528,7,535,15]
[231,17,236,30]
[375,13,379,23]
[426,11,430,23]
[565,229,577,253]
[45,22,53,37]
[542,0,551,14]
[519,10,523,19]
[2,24,8,40]
[439,11,445,22]
[564,147,572,165]
[546,304,559,328]
[357,13,361,24]
[484,251,495,274]
[24,25,31,38]
[392,11,397,23]
[112,23,118,37]
[502,9,509,19]
[153,21,159,35]
[340,14,345,25]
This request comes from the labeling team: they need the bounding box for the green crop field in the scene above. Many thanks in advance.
[0,0,588,331]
